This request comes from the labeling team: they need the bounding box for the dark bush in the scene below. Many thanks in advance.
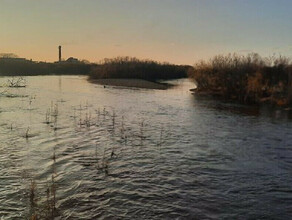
[89,57,190,81]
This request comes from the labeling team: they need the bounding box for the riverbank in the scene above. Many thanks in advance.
[0,58,94,76]
[0,57,190,85]
[89,78,171,90]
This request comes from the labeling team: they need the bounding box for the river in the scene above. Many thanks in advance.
[0,76,291,219]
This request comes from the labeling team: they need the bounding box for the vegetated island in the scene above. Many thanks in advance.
[0,54,190,90]
[188,53,292,107]
[89,57,190,89]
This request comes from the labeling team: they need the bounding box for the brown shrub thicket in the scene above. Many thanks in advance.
[189,53,292,105]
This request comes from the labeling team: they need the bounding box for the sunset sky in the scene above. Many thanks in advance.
[1,0,292,64]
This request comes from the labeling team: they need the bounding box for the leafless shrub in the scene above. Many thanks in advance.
[190,53,292,105]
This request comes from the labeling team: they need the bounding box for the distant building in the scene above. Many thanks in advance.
[66,57,80,63]
[56,46,81,63]
[59,45,62,62]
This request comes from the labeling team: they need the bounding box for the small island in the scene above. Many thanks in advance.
[89,57,190,89]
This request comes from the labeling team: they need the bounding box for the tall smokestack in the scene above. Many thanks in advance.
[58,45,62,62]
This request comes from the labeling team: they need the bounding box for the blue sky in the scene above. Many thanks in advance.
[1,0,292,64]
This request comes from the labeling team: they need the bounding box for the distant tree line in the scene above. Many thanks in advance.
[89,57,190,81]
[188,53,292,106]
[0,58,94,76]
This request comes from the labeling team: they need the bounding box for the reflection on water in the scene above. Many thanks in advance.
[0,76,291,219]
[192,93,292,120]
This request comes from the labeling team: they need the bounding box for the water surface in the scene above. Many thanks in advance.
[0,76,291,219]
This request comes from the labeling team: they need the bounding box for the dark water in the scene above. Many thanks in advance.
[0,76,291,219]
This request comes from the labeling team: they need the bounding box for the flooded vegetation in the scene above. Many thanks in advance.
[0,75,291,219]
[189,53,292,106]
